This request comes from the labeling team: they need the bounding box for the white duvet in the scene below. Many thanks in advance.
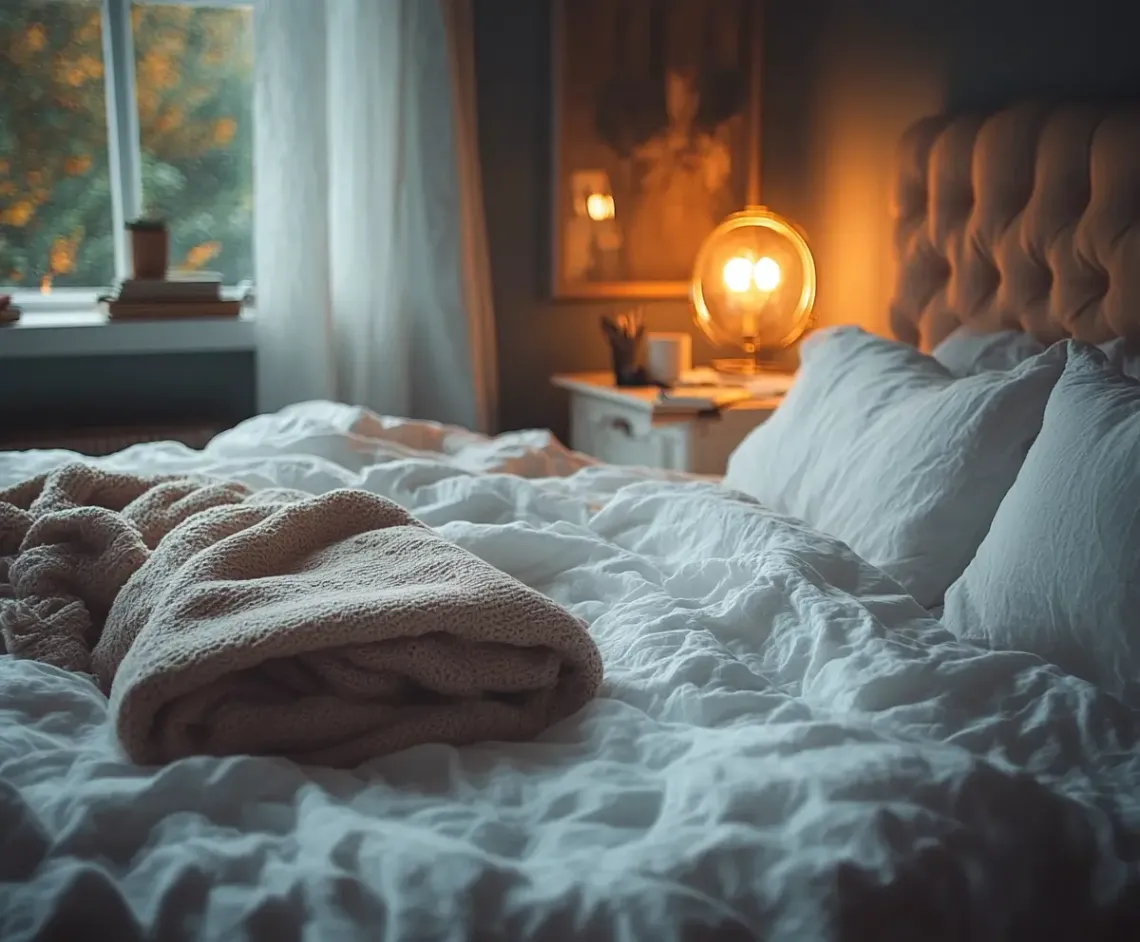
[2,402,1138,941]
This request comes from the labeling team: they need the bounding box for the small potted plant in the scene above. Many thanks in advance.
[126,217,169,280]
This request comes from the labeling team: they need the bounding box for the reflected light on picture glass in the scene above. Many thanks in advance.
[722,256,754,293]
[585,193,615,221]
[754,256,781,291]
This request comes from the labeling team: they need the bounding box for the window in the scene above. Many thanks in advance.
[0,0,254,309]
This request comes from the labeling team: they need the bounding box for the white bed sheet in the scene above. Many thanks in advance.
[2,402,1138,941]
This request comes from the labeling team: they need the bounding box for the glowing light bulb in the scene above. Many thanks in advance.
[753,256,781,291]
[722,256,754,293]
[585,193,615,221]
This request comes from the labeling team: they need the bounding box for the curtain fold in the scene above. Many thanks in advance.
[442,0,499,435]
[254,0,498,432]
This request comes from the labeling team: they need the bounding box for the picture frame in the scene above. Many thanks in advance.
[550,0,762,300]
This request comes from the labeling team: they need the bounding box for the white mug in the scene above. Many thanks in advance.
[646,332,692,386]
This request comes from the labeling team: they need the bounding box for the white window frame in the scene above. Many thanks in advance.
[8,0,254,314]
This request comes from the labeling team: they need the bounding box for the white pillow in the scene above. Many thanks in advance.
[723,326,1066,608]
[932,326,1045,376]
[942,342,1140,703]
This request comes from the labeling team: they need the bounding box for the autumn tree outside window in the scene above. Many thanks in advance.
[0,0,254,310]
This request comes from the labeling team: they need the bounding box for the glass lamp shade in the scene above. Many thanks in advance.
[691,207,816,366]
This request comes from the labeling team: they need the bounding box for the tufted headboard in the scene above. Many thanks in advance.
[888,103,1140,351]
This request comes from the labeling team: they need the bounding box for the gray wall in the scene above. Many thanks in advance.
[476,0,1140,439]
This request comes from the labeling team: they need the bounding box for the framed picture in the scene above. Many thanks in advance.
[551,0,762,300]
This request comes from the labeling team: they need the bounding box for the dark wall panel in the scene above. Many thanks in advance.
[0,352,256,435]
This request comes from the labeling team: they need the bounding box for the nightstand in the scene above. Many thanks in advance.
[551,372,782,475]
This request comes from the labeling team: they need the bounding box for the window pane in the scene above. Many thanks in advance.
[0,1,115,291]
[133,3,254,285]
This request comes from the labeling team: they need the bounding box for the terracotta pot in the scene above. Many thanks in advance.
[128,222,169,279]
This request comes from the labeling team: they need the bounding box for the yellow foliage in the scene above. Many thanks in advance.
[1,202,35,227]
[53,56,90,88]
[78,12,102,44]
[78,55,103,81]
[155,33,187,58]
[50,235,79,274]
[157,107,183,134]
[64,155,92,176]
[26,170,42,186]
[140,50,179,90]
[213,117,238,147]
[0,183,14,197]
[137,88,160,118]
[184,241,221,270]
[0,160,8,175]
[24,24,46,54]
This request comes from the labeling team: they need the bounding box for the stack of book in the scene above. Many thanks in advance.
[102,272,242,320]
[655,385,753,414]
[654,371,796,414]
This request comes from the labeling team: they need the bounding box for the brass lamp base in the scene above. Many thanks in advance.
[712,357,767,376]
[712,354,794,377]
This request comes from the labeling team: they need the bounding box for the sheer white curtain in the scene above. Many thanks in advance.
[253,0,498,433]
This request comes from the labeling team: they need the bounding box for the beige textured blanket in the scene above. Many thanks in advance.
[0,465,603,767]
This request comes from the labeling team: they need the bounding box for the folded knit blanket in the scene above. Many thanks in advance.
[0,465,603,767]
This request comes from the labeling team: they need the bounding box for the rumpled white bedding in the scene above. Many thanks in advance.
[2,402,1138,941]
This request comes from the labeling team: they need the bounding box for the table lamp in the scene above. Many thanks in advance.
[691,206,816,374]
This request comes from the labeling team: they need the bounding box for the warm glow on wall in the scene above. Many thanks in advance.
[585,193,615,221]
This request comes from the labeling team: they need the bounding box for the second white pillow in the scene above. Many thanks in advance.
[723,327,1066,608]
[942,343,1140,703]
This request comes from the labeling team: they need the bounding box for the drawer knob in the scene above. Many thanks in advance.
[607,417,634,436]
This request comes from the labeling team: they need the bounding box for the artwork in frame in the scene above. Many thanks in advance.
[551,0,761,300]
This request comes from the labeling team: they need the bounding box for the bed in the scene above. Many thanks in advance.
[3,104,1139,941]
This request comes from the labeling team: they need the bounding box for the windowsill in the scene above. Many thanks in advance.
[0,309,257,359]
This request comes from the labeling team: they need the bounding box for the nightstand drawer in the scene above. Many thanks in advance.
[554,371,781,475]
[571,396,691,470]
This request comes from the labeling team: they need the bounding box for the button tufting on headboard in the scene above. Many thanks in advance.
[888,103,1140,350]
